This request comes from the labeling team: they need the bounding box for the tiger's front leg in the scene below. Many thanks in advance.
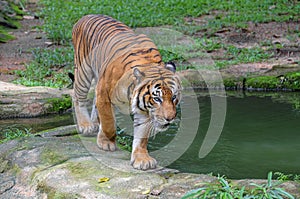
[131,115,157,170]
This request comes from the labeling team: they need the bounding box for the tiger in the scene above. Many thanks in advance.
[72,14,182,170]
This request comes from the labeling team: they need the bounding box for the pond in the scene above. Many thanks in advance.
[143,90,300,179]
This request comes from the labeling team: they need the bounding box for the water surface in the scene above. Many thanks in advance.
[146,91,300,179]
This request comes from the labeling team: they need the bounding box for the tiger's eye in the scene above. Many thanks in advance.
[172,95,177,101]
[153,97,162,103]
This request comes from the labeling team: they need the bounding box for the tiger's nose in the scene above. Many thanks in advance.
[165,117,173,122]
[165,113,176,122]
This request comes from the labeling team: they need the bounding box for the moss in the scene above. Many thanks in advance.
[41,147,68,166]
[223,78,245,90]
[282,72,300,90]
[37,180,80,199]
[46,95,72,113]
[0,158,10,173]
[246,76,280,90]
[66,161,100,181]
[63,161,104,189]
[245,72,300,90]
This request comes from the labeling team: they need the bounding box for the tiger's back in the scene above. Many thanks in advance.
[72,14,181,170]
[72,15,162,99]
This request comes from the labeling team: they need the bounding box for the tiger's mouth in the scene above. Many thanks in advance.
[154,121,170,132]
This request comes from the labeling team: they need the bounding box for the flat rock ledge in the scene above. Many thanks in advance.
[0,125,299,199]
[0,81,72,118]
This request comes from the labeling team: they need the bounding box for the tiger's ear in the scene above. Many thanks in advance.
[133,68,145,83]
[165,61,176,73]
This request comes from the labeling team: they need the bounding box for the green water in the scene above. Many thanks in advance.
[147,91,300,179]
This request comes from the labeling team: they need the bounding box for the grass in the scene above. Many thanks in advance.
[13,0,300,88]
[182,172,296,199]
[216,45,274,68]
[14,47,74,88]
[39,0,299,43]
[0,127,32,144]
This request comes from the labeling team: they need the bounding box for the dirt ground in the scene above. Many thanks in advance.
[0,6,299,82]
[0,15,49,82]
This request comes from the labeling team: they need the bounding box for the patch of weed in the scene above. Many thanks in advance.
[182,172,295,199]
[46,95,72,113]
[282,72,300,90]
[216,45,273,68]
[0,127,32,144]
[275,172,300,183]
[14,47,73,88]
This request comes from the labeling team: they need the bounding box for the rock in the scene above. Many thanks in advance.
[0,126,299,199]
[0,81,72,118]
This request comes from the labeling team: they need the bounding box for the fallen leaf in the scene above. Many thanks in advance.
[141,188,151,195]
[23,15,35,20]
[98,177,110,183]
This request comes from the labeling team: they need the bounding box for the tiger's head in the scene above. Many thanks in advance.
[131,62,181,132]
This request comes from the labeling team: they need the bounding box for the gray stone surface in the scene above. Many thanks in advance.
[0,81,72,118]
[0,125,299,199]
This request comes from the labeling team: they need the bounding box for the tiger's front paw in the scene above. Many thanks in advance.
[131,153,157,170]
[78,122,99,136]
[97,131,116,151]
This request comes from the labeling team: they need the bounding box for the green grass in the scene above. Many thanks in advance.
[39,0,299,43]
[274,172,300,183]
[216,45,274,68]
[14,47,74,88]
[0,128,32,144]
[182,172,295,199]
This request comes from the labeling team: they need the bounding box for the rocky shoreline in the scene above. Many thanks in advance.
[0,125,299,199]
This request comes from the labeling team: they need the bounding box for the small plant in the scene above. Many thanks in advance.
[249,172,295,199]
[14,47,74,88]
[116,128,133,152]
[182,172,295,199]
[0,128,32,144]
[46,95,72,113]
[274,172,300,183]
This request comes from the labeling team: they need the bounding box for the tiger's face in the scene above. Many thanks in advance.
[148,81,180,131]
[131,63,181,132]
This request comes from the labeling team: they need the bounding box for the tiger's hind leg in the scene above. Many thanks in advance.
[73,66,99,136]
[96,87,117,151]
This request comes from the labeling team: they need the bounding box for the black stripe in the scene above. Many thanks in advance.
[134,121,147,127]
[123,59,136,69]
[136,83,149,112]
[167,81,175,86]
[142,85,150,110]
[127,82,134,101]
[87,17,112,45]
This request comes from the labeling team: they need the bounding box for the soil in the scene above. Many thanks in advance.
[188,16,300,77]
[0,2,50,82]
